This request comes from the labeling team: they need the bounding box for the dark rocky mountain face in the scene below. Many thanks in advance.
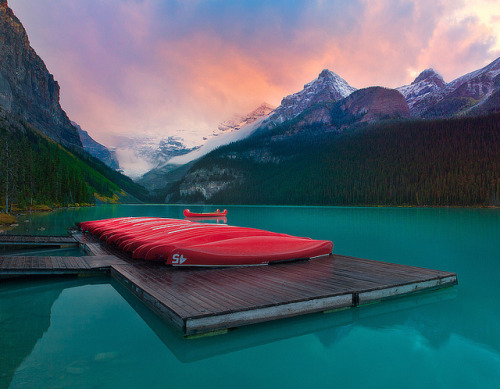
[73,121,120,170]
[0,1,81,148]
[337,87,409,123]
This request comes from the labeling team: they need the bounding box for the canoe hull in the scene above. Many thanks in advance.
[167,236,333,267]
[78,217,333,267]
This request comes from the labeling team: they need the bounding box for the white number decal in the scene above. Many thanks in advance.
[172,253,187,264]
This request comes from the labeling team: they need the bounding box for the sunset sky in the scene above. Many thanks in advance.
[10,0,500,146]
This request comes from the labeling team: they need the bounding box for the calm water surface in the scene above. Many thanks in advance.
[1,205,499,388]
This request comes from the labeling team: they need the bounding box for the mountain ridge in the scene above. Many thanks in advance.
[397,57,500,117]
[73,121,120,170]
[158,58,500,205]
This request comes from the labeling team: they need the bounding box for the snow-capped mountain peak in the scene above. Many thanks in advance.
[397,56,500,116]
[315,69,357,97]
[396,68,446,111]
[262,69,356,127]
[286,69,356,107]
[411,68,445,86]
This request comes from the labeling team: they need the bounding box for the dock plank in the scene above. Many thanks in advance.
[0,256,106,274]
[0,235,77,245]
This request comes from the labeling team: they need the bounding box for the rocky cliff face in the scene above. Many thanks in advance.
[338,87,410,122]
[177,166,242,201]
[0,0,81,147]
[73,121,120,170]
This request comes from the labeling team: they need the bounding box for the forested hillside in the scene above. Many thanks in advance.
[0,110,147,211]
[171,113,499,207]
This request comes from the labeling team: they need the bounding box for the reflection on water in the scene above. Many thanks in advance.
[1,206,499,388]
[112,278,459,363]
[2,277,462,389]
[0,278,106,388]
[5,276,499,388]
[0,247,86,257]
[184,216,227,224]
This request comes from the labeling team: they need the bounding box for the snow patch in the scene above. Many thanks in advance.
[168,115,268,165]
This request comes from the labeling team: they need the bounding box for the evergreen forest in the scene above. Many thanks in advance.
[189,113,499,206]
[0,111,147,212]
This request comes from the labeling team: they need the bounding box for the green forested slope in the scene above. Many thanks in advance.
[187,113,499,206]
[0,111,147,210]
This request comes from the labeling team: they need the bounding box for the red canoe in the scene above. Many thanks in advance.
[183,209,228,217]
[167,236,333,266]
[79,217,333,267]
[135,228,297,260]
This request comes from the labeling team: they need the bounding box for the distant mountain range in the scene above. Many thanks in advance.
[159,57,500,205]
[87,103,275,179]
[145,58,500,196]
[72,57,500,182]
[137,103,274,190]
[397,58,500,117]
[84,57,500,182]
[107,135,196,179]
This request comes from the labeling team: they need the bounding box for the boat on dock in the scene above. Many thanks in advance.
[79,217,332,267]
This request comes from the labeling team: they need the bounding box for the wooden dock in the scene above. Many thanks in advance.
[0,235,77,247]
[0,233,458,336]
[0,255,125,275]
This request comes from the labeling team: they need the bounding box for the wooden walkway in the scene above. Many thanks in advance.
[0,233,458,336]
[0,235,77,246]
[0,255,124,275]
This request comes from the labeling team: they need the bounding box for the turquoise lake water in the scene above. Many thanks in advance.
[1,205,499,388]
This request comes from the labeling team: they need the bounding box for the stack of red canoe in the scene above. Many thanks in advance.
[78,217,333,267]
